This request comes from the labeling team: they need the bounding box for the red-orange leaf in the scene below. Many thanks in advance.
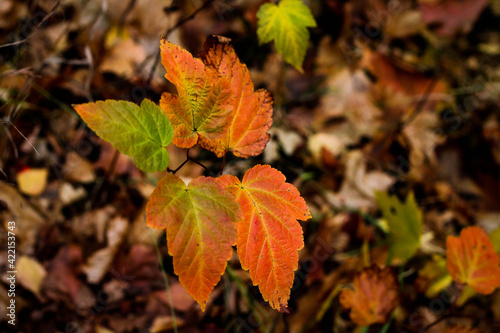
[446,226,500,295]
[198,35,273,158]
[159,39,234,148]
[146,174,241,310]
[230,164,311,311]
[339,265,400,326]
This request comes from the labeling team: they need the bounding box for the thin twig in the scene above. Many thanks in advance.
[0,0,61,50]
[83,46,94,102]
[2,120,40,157]
[146,0,217,84]
[220,152,227,175]
[401,74,442,127]
[167,148,216,176]
[0,67,35,80]
[419,312,451,333]
[118,0,137,33]
[1,123,19,159]
[167,148,191,174]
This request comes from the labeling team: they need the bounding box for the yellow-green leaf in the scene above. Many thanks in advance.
[416,254,453,298]
[375,191,423,262]
[490,227,500,256]
[257,0,317,72]
[73,99,173,172]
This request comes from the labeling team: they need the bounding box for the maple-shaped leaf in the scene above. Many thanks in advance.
[198,35,273,158]
[146,174,242,310]
[222,164,310,311]
[73,99,173,172]
[257,0,317,72]
[446,226,500,295]
[159,38,234,148]
[339,265,400,327]
[375,191,423,262]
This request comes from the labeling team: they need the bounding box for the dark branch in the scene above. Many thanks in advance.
[146,0,217,84]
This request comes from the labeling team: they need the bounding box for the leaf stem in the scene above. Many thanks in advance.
[167,148,216,177]
[167,149,191,174]
[189,157,216,177]
[146,0,217,84]
[220,152,227,175]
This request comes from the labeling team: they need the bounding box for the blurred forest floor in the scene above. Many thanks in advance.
[1,0,500,332]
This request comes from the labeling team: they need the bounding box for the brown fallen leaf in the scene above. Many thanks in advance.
[42,245,96,309]
[82,216,129,284]
[0,181,45,255]
[339,265,400,326]
[327,150,394,210]
[445,325,482,333]
[100,36,147,77]
[95,325,116,333]
[420,0,488,36]
[316,68,382,139]
[150,315,185,333]
[62,151,96,183]
[155,283,196,312]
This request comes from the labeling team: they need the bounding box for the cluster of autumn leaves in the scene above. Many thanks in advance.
[74,35,500,324]
[339,226,500,327]
[74,36,311,312]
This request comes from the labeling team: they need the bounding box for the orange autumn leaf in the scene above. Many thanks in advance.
[339,265,400,326]
[146,174,242,310]
[446,226,500,295]
[220,164,311,311]
[198,35,273,158]
[159,38,234,148]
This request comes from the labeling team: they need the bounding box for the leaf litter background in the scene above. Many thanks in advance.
[1,0,500,332]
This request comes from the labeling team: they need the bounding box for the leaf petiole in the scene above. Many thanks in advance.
[167,148,216,177]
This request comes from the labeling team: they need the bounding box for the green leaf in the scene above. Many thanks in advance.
[375,191,423,262]
[73,99,173,172]
[257,0,316,72]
